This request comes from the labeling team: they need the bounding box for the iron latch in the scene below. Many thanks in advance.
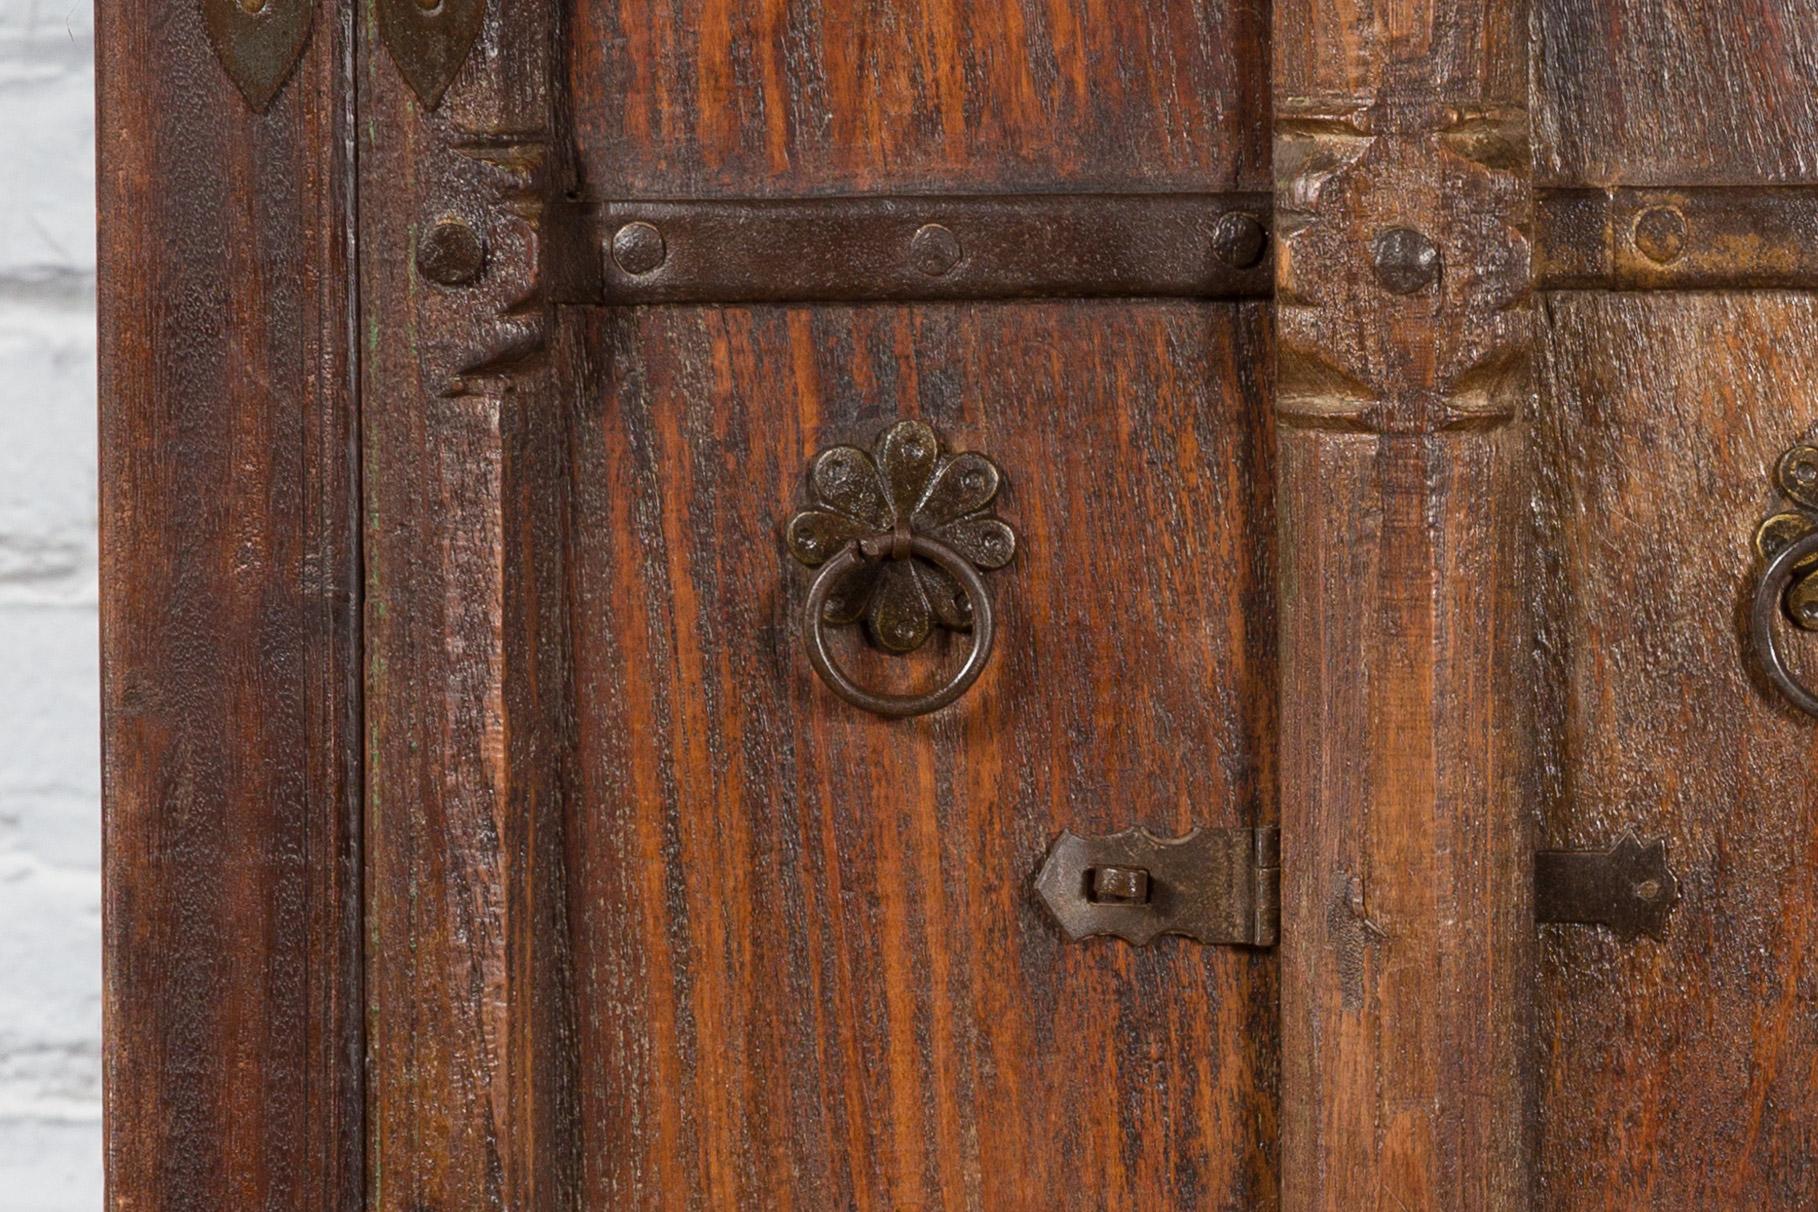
[1034,826,1280,947]
[1036,827,1679,948]
[1534,833,1681,941]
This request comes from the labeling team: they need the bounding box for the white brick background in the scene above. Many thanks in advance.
[0,2,101,1209]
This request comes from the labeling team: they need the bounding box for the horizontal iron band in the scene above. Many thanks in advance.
[549,186,1818,306]
[557,192,1274,305]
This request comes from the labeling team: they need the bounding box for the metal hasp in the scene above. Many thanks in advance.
[1034,827,1280,947]
[786,421,1017,718]
[199,0,317,111]
[1752,443,1818,716]
[1534,834,1681,941]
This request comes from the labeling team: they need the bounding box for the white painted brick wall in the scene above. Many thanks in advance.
[0,3,101,1210]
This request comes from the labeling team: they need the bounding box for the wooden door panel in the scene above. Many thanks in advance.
[560,301,1276,1208]
[1537,0,1818,186]
[568,0,1270,197]
[1534,294,1818,1206]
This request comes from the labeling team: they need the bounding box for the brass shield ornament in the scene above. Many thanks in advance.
[200,0,317,112]
[377,0,487,109]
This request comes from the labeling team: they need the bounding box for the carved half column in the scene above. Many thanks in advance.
[1273,8,1537,1208]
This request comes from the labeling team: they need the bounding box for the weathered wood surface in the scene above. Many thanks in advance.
[358,8,580,1212]
[1533,294,1818,1210]
[561,300,1277,1208]
[1536,0,1818,187]
[99,4,361,1211]
[1530,5,1818,1206]
[1273,1,1537,1206]
[568,0,1270,196]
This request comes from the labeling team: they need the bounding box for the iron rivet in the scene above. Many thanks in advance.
[1090,867,1152,905]
[612,221,668,275]
[1212,212,1267,269]
[1370,227,1441,294]
[1632,206,1688,265]
[1776,444,1818,510]
[909,224,963,277]
[416,218,486,287]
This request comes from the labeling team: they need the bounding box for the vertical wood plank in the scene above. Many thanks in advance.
[1534,296,1818,1208]
[1272,2,1537,1206]
[358,7,580,1212]
[98,5,362,1211]
[559,300,1279,1208]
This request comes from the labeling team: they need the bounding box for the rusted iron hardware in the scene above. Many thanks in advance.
[378,0,486,109]
[1534,834,1681,941]
[1035,825,1678,948]
[1034,827,1281,947]
[1752,443,1818,716]
[1536,187,1818,290]
[199,0,316,111]
[564,194,1272,305]
[786,421,1016,718]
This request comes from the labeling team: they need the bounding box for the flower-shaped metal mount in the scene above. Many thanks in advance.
[787,421,1016,654]
[786,422,1016,717]
[1753,443,1818,716]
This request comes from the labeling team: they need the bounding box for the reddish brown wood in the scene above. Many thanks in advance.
[1536,0,1818,187]
[1532,295,1818,1208]
[1273,1,1537,1206]
[1528,7,1818,1205]
[357,6,582,1212]
[567,0,1271,197]
[99,4,361,1211]
[560,300,1277,1208]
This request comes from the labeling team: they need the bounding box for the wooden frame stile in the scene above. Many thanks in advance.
[99,3,363,1212]
[1273,0,1537,1206]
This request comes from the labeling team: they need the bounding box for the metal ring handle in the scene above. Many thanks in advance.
[1752,528,1818,717]
[802,535,996,718]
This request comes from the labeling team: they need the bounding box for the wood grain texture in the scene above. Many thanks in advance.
[569,0,1271,197]
[99,4,361,1211]
[1536,0,1818,186]
[1533,295,1818,1209]
[1273,1,1537,1206]
[358,7,580,1212]
[560,301,1277,1209]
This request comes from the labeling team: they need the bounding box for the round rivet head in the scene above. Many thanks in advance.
[417,218,486,287]
[909,223,962,277]
[1778,444,1818,510]
[1212,212,1268,269]
[1370,226,1441,294]
[1633,205,1687,265]
[611,221,667,275]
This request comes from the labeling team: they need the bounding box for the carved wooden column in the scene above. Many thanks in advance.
[359,7,580,1211]
[1273,5,1536,1207]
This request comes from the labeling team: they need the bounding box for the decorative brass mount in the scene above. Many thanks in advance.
[1753,443,1818,716]
[786,421,1017,718]
[201,0,485,112]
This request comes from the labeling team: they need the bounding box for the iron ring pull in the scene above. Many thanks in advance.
[801,534,996,719]
[1752,528,1818,718]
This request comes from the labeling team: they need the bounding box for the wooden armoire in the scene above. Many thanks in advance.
[99,1,1818,1207]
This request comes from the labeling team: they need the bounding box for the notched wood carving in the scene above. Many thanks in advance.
[422,137,557,397]
[199,0,316,112]
[378,0,487,109]
[1275,102,1534,434]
